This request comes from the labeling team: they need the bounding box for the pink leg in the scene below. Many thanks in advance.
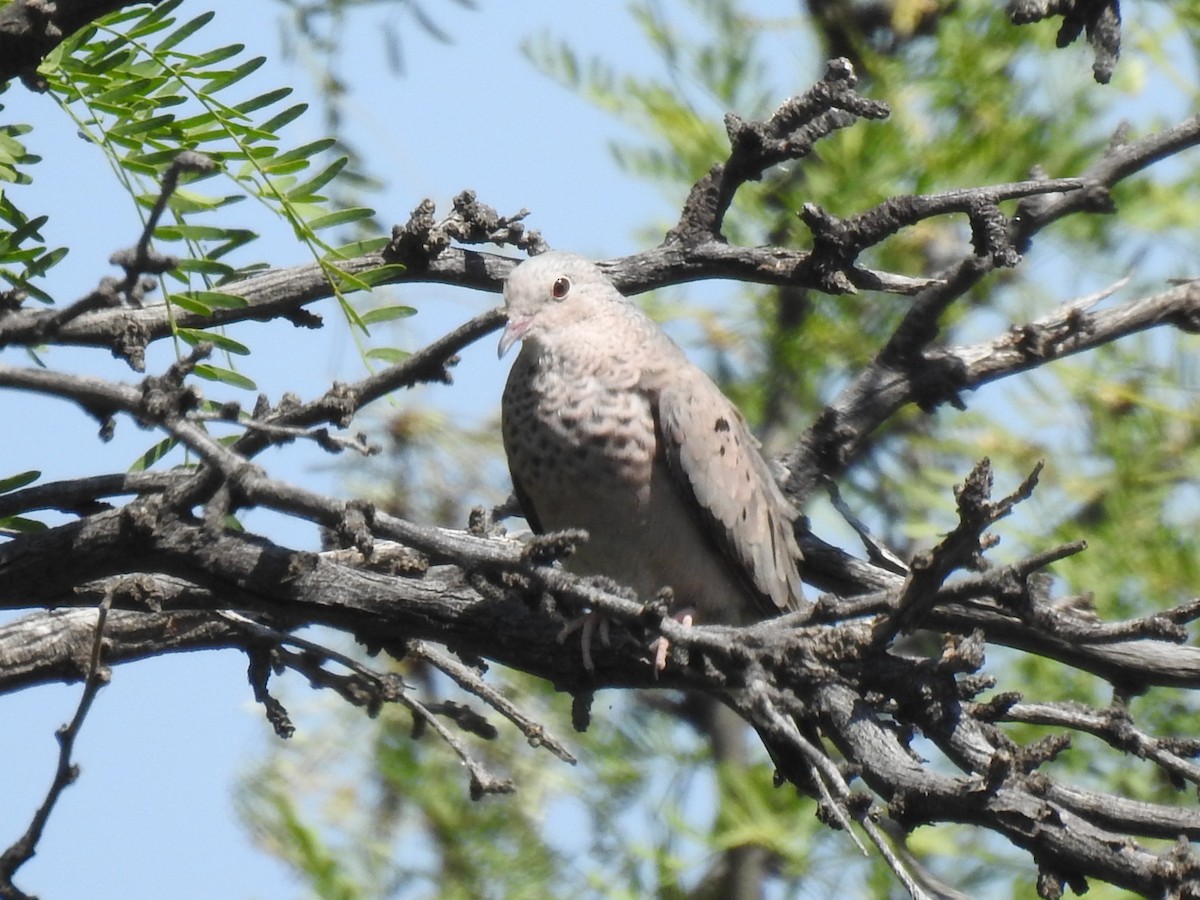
[557,611,612,673]
[651,611,694,673]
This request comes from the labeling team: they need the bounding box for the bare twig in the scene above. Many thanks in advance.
[0,596,112,899]
[1009,0,1122,84]
[407,640,577,764]
[988,700,1200,789]
[109,151,216,304]
[188,411,379,456]
[670,58,890,244]
[874,459,1041,642]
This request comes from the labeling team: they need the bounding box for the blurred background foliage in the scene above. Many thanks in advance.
[241,1,1200,898]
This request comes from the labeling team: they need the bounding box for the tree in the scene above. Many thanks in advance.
[2,0,1200,897]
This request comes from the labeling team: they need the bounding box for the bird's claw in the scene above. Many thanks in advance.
[558,610,611,673]
[649,611,693,676]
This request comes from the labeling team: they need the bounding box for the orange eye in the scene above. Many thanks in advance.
[551,276,571,301]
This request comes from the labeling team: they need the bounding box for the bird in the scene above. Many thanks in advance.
[498,251,804,667]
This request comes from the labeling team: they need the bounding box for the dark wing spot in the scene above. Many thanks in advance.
[714,417,730,432]
[719,445,726,457]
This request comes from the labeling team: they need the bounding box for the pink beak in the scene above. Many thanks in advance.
[497,314,532,358]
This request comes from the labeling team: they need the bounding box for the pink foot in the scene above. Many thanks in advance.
[650,611,694,674]
[558,611,611,672]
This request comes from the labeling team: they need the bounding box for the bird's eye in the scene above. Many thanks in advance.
[551,276,571,301]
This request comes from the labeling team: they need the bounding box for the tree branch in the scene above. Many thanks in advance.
[5,56,1200,898]
[0,0,150,88]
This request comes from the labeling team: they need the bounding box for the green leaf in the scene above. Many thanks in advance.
[124,0,184,33]
[326,237,390,258]
[129,437,178,472]
[170,110,219,135]
[284,156,348,200]
[205,230,257,260]
[256,103,308,136]
[180,43,245,71]
[324,266,373,294]
[352,264,407,289]
[155,11,216,52]
[94,77,159,105]
[167,293,212,315]
[306,207,374,231]
[162,188,243,213]
[360,304,417,326]
[233,87,294,115]
[200,55,267,94]
[0,470,40,494]
[175,327,250,355]
[6,213,50,246]
[0,516,47,534]
[149,92,189,111]
[365,347,411,364]
[191,290,249,308]
[155,223,240,242]
[194,364,256,390]
[11,281,56,305]
[85,48,134,75]
[253,158,310,177]
[172,257,238,277]
[127,147,197,169]
[109,113,178,138]
[270,138,338,167]
[34,246,68,272]
[168,290,249,314]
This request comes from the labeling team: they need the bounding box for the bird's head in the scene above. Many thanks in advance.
[498,251,618,358]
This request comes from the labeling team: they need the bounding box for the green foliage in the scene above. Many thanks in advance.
[0,110,41,298]
[0,121,38,185]
[0,185,69,305]
[0,470,45,535]
[129,436,180,473]
[6,0,390,333]
[532,0,1200,568]
[0,469,40,494]
[193,362,256,390]
[0,515,46,535]
[239,0,1200,888]
[518,0,1200,891]
[5,0,416,471]
[241,673,840,899]
[15,0,1176,896]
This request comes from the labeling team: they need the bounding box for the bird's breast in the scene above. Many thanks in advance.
[502,358,657,514]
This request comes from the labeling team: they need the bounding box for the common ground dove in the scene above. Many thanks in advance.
[499,251,804,640]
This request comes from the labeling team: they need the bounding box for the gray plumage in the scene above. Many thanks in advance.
[499,251,803,625]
